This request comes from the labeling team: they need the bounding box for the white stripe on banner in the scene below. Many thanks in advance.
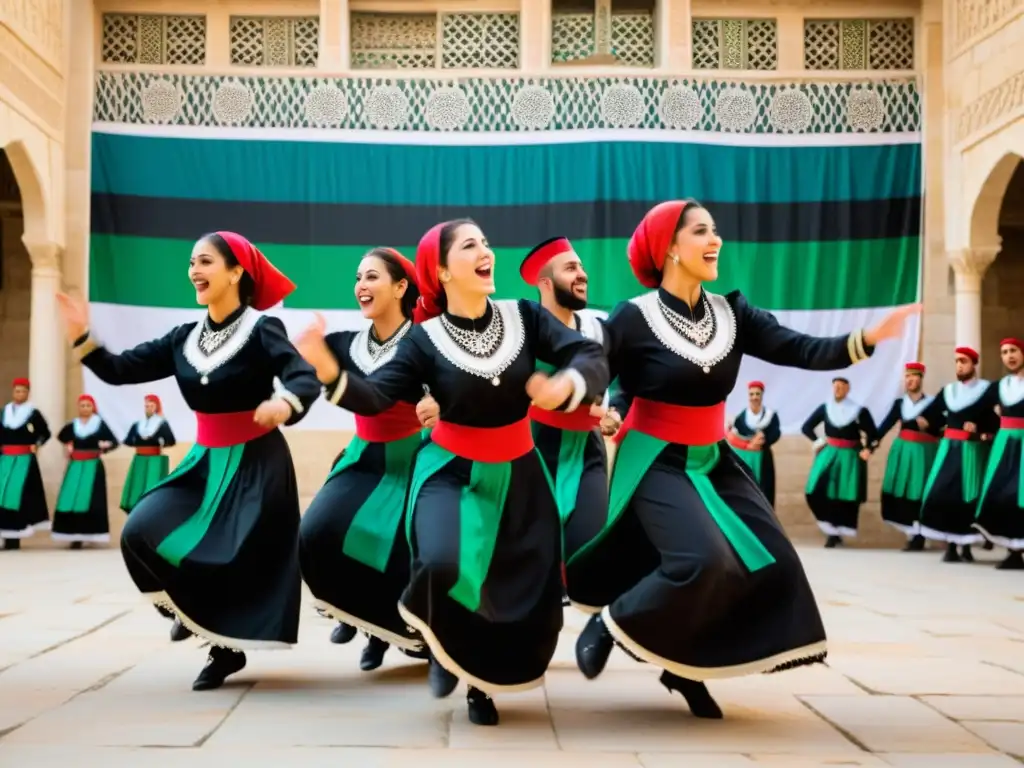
[83,303,919,442]
[91,122,922,149]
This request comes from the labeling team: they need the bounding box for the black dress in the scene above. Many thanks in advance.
[299,320,426,650]
[801,399,878,539]
[0,404,52,539]
[52,417,119,544]
[76,305,322,648]
[975,376,1024,551]
[327,298,607,692]
[120,416,178,513]
[727,407,782,507]
[571,287,872,680]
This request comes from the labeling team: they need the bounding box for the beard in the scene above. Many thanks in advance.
[956,370,975,382]
[553,281,587,311]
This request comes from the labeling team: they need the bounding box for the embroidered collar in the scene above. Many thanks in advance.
[942,379,990,412]
[574,310,605,345]
[999,375,1024,407]
[3,401,35,430]
[183,307,261,379]
[899,393,933,421]
[743,406,773,431]
[136,414,164,439]
[349,320,412,375]
[422,299,525,383]
[73,414,102,439]
[826,397,860,428]
[631,290,736,370]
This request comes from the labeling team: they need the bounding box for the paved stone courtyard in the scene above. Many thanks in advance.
[1,545,1022,767]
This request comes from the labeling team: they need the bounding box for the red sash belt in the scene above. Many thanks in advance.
[528,404,600,432]
[2,445,33,455]
[1001,416,1024,429]
[726,431,755,451]
[431,418,533,462]
[71,450,101,461]
[898,429,938,444]
[826,437,859,449]
[355,402,422,443]
[944,428,974,441]
[615,398,726,446]
[135,446,163,456]
[195,411,271,448]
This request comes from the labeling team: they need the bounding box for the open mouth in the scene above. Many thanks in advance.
[475,265,493,279]
[358,294,373,307]
[702,251,719,264]
[193,279,209,293]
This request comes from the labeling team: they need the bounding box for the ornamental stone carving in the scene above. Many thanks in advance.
[366,85,410,130]
[304,84,349,128]
[658,86,702,130]
[424,87,471,131]
[600,84,645,128]
[212,82,254,126]
[715,87,757,132]
[141,80,182,124]
[512,86,556,130]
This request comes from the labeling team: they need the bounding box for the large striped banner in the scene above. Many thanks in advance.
[87,75,921,441]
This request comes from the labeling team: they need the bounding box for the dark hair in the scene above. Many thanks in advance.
[434,218,478,314]
[673,199,706,237]
[200,233,256,306]
[364,247,421,320]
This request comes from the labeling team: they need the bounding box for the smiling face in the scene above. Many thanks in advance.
[355,255,407,320]
[544,250,588,310]
[1001,343,1023,373]
[668,206,723,283]
[77,399,95,419]
[442,223,495,297]
[189,238,244,307]
[748,386,763,410]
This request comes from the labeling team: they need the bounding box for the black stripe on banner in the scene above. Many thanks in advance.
[91,194,921,246]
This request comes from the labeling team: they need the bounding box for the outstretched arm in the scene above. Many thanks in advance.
[74,327,180,385]
[325,337,432,416]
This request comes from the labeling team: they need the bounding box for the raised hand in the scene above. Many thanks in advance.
[293,313,339,383]
[863,304,922,347]
[56,292,90,344]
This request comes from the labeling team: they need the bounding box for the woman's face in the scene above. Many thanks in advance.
[669,207,723,283]
[355,255,406,320]
[441,223,495,298]
[78,400,94,418]
[189,239,243,307]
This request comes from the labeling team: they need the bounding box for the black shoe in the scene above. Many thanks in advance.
[70,541,83,550]
[360,636,390,671]
[467,686,499,726]
[155,604,175,620]
[330,622,357,645]
[660,671,723,719]
[400,646,430,661]
[576,613,614,680]
[2,538,20,550]
[170,617,193,642]
[960,545,974,563]
[942,543,961,562]
[192,647,246,691]
[824,535,842,549]
[982,540,994,551]
[428,655,458,698]
[902,534,925,552]
[997,551,1024,570]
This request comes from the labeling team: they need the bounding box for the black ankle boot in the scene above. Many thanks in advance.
[960,545,974,562]
[70,541,83,550]
[428,655,458,698]
[330,622,357,645]
[997,551,1024,570]
[170,617,193,642]
[824,535,842,549]
[902,534,925,552]
[576,613,614,680]
[982,540,994,550]
[400,645,430,661]
[660,671,723,719]
[942,542,961,562]
[467,686,499,726]
[3,538,20,550]
[360,636,390,671]
[192,647,246,691]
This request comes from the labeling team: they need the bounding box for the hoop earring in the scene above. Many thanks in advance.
[440,271,451,284]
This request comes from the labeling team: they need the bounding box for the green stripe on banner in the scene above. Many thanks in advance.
[91,132,922,206]
[89,233,919,312]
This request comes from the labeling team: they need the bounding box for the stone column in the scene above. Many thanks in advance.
[948,244,1001,351]
[22,240,66,476]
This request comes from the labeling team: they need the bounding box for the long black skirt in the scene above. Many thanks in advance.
[572,436,826,680]
[120,429,301,648]
[399,440,563,693]
[0,454,50,538]
[299,433,422,649]
[974,429,1024,550]
[918,439,986,546]
[51,459,110,544]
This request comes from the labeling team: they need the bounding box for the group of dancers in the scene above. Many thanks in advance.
[54,202,920,725]
[735,343,1024,570]
[0,386,176,550]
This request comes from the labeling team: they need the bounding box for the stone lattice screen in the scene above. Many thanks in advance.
[229,17,319,67]
[804,19,914,70]
[101,13,207,65]
[691,19,778,70]
[550,11,655,66]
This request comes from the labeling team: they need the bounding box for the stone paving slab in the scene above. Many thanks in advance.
[1,547,1022,765]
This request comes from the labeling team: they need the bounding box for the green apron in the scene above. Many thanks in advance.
[120,453,171,511]
[977,428,1024,510]
[805,443,861,501]
[731,445,763,484]
[0,453,33,509]
[882,436,938,501]
[56,458,100,513]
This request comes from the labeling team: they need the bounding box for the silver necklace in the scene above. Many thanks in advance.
[440,303,504,360]
[198,313,246,356]
[368,321,409,362]
[657,293,716,349]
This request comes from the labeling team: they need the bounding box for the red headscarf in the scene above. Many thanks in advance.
[215,231,296,311]
[375,247,419,290]
[413,224,447,323]
[144,394,163,414]
[627,201,690,289]
[12,377,29,388]
[78,394,97,412]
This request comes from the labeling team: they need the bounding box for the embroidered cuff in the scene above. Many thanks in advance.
[73,331,101,361]
[324,372,348,406]
[273,383,304,415]
[846,329,870,364]
[563,368,588,413]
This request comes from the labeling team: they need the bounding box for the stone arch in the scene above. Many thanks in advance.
[0,139,50,254]
[968,151,1023,251]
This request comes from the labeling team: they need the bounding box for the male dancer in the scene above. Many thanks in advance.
[0,378,52,549]
[918,346,999,562]
[873,362,942,551]
[802,376,878,548]
[975,338,1024,569]
[727,381,782,506]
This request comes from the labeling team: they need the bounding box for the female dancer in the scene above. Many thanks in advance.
[569,200,918,718]
[294,219,607,727]
[298,247,430,671]
[0,378,52,548]
[57,231,322,691]
[726,381,781,506]
[51,395,119,548]
[121,394,177,514]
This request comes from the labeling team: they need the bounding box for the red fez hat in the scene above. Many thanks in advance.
[747,380,765,391]
[1000,337,1024,351]
[904,362,925,374]
[628,201,689,289]
[215,231,296,311]
[12,377,29,388]
[955,346,979,364]
[413,224,447,324]
[520,237,574,286]
[78,394,97,411]
[144,393,163,413]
